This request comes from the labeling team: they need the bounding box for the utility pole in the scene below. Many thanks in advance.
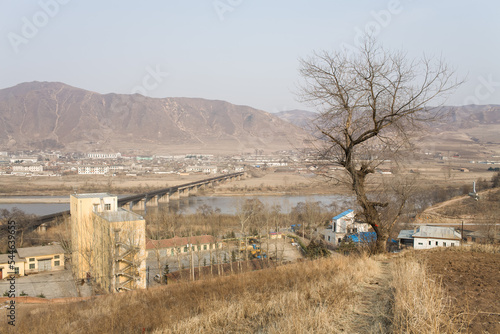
[461,221,464,245]
[190,244,195,281]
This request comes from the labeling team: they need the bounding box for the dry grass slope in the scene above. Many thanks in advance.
[8,256,380,334]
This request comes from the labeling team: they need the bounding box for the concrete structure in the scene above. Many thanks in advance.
[119,172,244,211]
[70,193,146,292]
[12,165,43,173]
[87,152,121,159]
[398,226,462,249]
[186,166,218,174]
[322,210,369,246]
[18,245,65,274]
[0,245,65,278]
[78,165,110,175]
[10,156,38,163]
[146,235,222,257]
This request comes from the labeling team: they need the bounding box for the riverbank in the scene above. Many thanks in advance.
[0,197,70,204]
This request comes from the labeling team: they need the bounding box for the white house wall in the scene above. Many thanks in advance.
[413,238,460,250]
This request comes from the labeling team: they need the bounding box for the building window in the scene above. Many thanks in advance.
[54,255,60,259]
[29,264,35,269]
[197,245,201,251]
[105,204,111,210]
[418,242,423,245]
[428,241,431,245]
[451,243,455,246]
[29,258,35,262]
[14,267,19,274]
[183,246,188,253]
[54,261,60,266]
[328,236,331,241]
[435,241,438,246]
[203,245,207,250]
[443,242,446,247]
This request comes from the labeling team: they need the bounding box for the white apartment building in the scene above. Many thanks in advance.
[78,166,110,175]
[12,165,44,173]
[87,152,121,159]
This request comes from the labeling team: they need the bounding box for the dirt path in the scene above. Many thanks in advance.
[351,260,393,333]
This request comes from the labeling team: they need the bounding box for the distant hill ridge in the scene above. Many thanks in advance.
[274,105,500,129]
[0,82,309,153]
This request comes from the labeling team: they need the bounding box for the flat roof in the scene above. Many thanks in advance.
[95,208,144,222]
[71,193,114,199]
[17,244,65,258]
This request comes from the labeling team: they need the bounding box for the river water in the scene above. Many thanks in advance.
[0,194,353,216]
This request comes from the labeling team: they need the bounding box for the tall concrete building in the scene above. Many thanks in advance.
[70,193,146,292]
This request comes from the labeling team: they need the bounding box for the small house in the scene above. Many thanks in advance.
[322,210,369,246]
[0,244,65,278]
[0,253,25,279]
[17,244,66,273]
[398,226,461,249]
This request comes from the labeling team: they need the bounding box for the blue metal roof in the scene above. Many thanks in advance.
[332,209,354,220]
[346,232,376,243]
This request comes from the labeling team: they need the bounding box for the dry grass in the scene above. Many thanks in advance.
[7,255,379,334]
[431,243,500,254]
[391,252,469,334]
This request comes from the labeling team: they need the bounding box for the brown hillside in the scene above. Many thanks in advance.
[0,82,310,153]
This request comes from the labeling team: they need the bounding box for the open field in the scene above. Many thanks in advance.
[413,245,500,334]
[0,160,497,199]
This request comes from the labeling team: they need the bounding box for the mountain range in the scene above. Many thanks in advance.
[1,82,499,156]
[0,82,310,154]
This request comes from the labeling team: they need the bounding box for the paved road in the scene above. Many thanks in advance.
[0,270,79,299]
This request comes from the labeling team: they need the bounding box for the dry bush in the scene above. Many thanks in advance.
[8,256,380,334]
[391,255,460,334]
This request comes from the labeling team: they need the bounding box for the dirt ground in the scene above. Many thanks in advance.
[421,250,500,333]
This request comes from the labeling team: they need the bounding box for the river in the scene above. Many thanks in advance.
[0,194,354,216]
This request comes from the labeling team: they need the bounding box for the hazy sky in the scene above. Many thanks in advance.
[1,0,499,112]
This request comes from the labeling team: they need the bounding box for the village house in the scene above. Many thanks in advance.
[322,210,369,246]
[0,253,24,279]
[398,225,462,249]
[0,244,65,279]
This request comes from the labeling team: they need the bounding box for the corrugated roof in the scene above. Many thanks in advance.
[333,209,354,220]
[397,230,414,239]
[346,232,376,243]
[146,235,218,250]
[16,244,65,258]
[0,252,24,264]
[413,226,461,240]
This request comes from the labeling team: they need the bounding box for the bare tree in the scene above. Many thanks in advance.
[298,38,461,253]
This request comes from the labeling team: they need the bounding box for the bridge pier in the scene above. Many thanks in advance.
[170,190,180,200]
[146,195,158,207]
[130,199,145,211]
[179,188,189,197]
[158,193,170,203]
